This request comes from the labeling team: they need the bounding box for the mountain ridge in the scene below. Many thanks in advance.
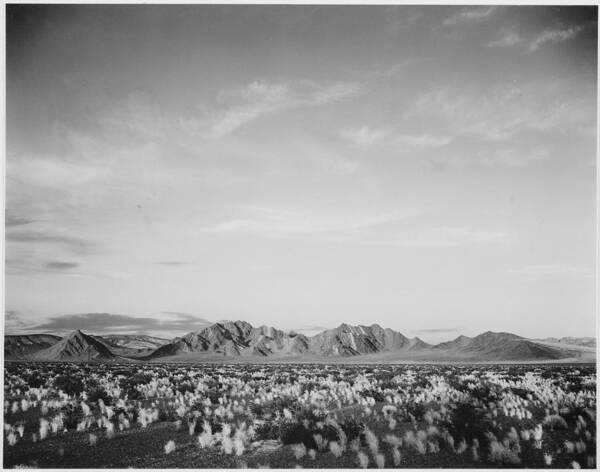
[5,321,595,362]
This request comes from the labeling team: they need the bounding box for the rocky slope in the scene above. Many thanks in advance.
[30,330,115,361]
[5,334,61,359]
[147,321,310,358]
[309,323,430,356]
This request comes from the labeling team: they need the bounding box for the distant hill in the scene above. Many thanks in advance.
[97,334,169,357]
[5,322,594,363]
[536,337,596,348]
[434,334,473,350]
[30,330,115,361]
[99,334,169,349]
[427,331,585,361]
[5,334,61,359]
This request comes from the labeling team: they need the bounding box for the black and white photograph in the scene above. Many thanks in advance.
[3,3,598,469]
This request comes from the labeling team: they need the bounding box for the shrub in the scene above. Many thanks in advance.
[119,373,152,399]
[360,389,385,403]
[296,407,327,425]
[158,408,180,423]
[444,403,493,448]
[280,423,317,449]
[510,388,531,400]
[175,382,194,394]
[543,415,568,430]
[488,440,521,465]
[317,423,341,443]
[254,422,280,441]
[340,419,363,441]
[60,405,81,430]
[22,373,45,389]
[87,387,112,405]
[53,375,84,396]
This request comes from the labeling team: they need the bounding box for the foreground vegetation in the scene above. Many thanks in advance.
[3,363,596,468]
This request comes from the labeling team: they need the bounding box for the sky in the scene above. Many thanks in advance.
[5,5,597,342]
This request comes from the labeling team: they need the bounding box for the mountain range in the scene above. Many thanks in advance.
[4,321,595,363]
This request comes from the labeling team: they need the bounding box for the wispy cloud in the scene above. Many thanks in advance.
[203,205,415,240]
[6,255,130,280]
[288,325,329,335]
[394,134,452,149]
[153,261,191,266]
[508,264,594,278]
[340,127,451,150]
[209,80,361,138]
[528,26,583,52]
[22,312,213,336]
[5,310,32,333]
[443,6,496,26]
[436,146,550,169]
[6,229,98,255]
[412,328,460,334]
[7,155,109,189]
[6,214,34,227]
[478,147,549,167]
[45,261,79,270]
[340,126,388,146]
[409,82,594,150]
[202,206,508,249]
[367,57,433,79]
[485,32,522,48]
[384,8,423,36]
[387,227,510,248]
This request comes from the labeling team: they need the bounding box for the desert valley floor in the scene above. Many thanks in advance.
[3,362,596,468]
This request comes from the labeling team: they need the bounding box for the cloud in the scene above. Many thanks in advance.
[209,80,360,138]
[409,83,594,152]
[435,146,550,169]
[7,155,109,189]
[340,127,451,150]
[45,261,79,270]
[485,32,522,48]
[23,312,213,336]
[203,206,415,240]
[292,325,328,332]
[7,257,131,280]
[528,26,583,52]
[202,206,508,249]
[387,227,510,248]
[477,147,549,167]
[508,265,594,278]
[340,126,388,146]
[154,261,191,266]
[288,325,329,335]
[366,57,433,79]
[443,6,496,26]
[5,310,32,333]
[384,7,423,35]
[394,134,452,149]
[6,229,98,254]
[412,328,460,334]
[410,327,464,343]
[5,214,34,227]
